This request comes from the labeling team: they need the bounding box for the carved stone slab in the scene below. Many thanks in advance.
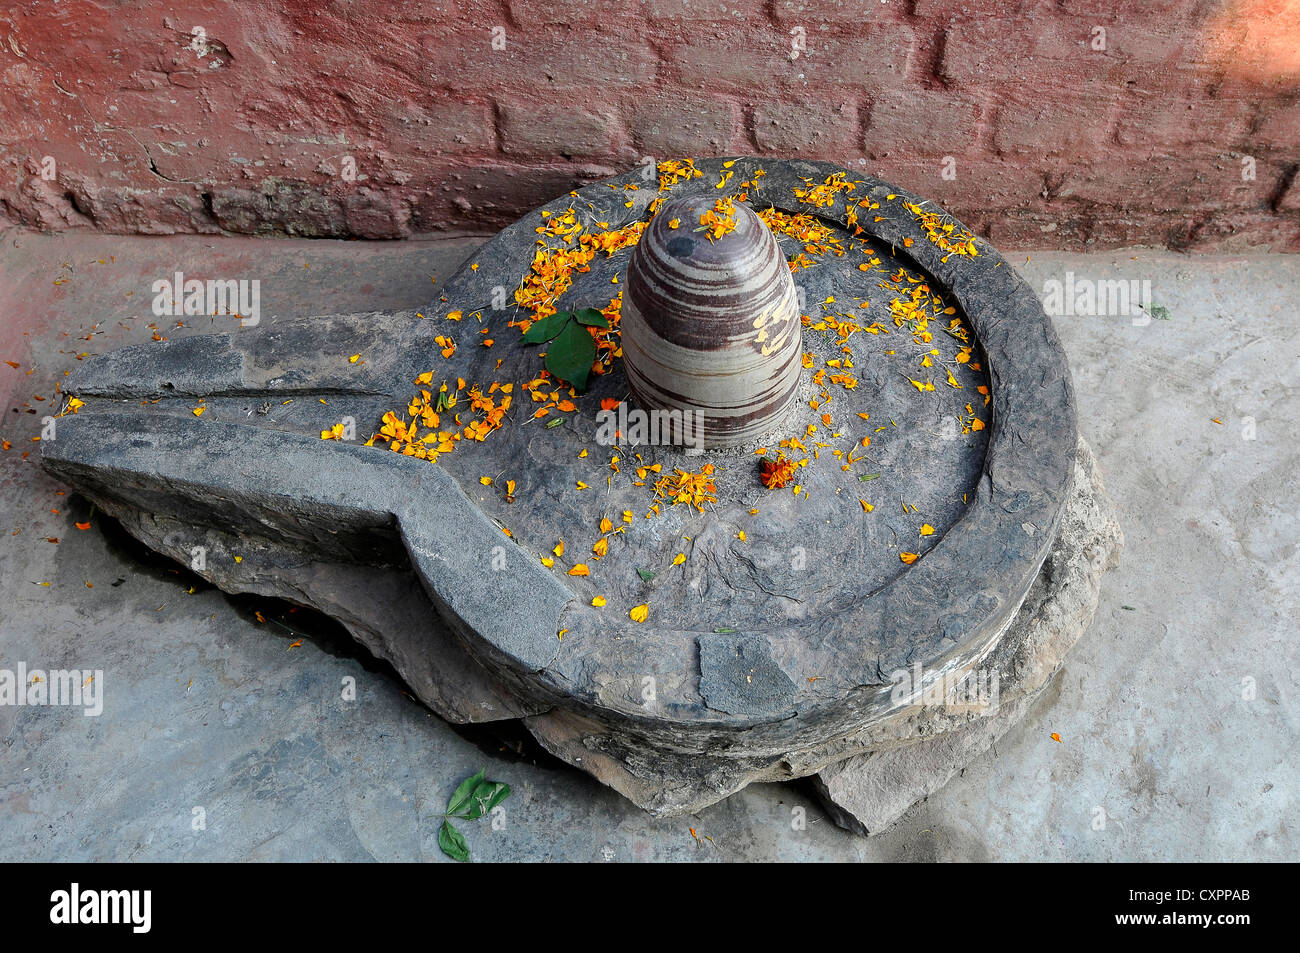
[42,158,1080,816]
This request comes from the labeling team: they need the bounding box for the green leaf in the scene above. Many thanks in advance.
[637,568,656,582]
[545,319,596,391]
[714,627,737,633]
[482,781,512,813]
[438,820,470,862]
[573,308,609,328]
[858,473,880,481]
[545,417,566,429]
[446,769,485,817]
[459,780,511,820]
[522,311,572,344]
[1121,605,1137,611]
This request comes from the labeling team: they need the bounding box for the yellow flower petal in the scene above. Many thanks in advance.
[629,603,649,623]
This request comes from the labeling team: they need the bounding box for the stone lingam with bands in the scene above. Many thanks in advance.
[41,158,1121,835]
[622,195,802,448]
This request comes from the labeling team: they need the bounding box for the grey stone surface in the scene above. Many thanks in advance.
[815,435,1123,835]
[697,633,798,718]
[2,230,1293,861]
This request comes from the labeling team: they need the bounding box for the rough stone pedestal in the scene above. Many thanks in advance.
[814,436,1122,835]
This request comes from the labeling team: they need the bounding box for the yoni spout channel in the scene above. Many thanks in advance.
[622,195,802,449]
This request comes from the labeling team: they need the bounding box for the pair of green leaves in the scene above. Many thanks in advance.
[438,768,511,862]
[521,308,609,392]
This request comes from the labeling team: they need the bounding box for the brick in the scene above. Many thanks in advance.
[992,82,1119,158]
[665,25,913,90]
[1114,91,1252,152]
[940,17,1084,84]
[27,174,218,236]
[1252,100,1300,150]
[773,0,909,26]
[645,0,768,21]
[1055,0,1192,17]
[1169,208,1300,252]
[384,100,496,155]
[499,102,619,158]
[1192,0,1300,87]
[752,99,859,154]
[507,0,638,24]
[983,211,1092,251]
[1084,20,1195,71]
[664,31,793,88]
[865,89,981,157]
[382,0,461,21]
[628,98,740,156]
[422,27,656,90]
[1052,153,1264,211]
[796,29,915,88]
[411,162,619,229]
[148,131,268,183]
[871,157,1047,210]
[911,0,1032,18]
[342,188,412,239]
[211,182,350,237]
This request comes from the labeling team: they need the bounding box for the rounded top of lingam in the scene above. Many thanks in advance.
[626,195,795,353]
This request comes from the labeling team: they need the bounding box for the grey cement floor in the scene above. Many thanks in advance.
[0,229,1295,862]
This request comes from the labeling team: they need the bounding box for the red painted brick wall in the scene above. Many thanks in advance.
[2,0,1297,250]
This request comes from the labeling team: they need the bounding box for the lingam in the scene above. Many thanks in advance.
[41,158,1119,835]
[621,195,802,448]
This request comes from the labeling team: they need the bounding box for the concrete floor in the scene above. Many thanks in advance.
[0,228,1294,862]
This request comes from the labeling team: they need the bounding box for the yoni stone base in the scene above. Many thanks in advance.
[83,432,1119,833]
[814,436,1122,835]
